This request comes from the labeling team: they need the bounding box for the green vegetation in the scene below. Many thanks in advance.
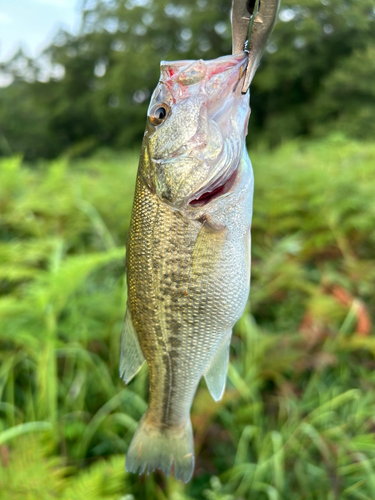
[1,135,374,498]
[0,0,374,159]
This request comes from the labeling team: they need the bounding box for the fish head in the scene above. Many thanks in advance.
[141,53,250,213]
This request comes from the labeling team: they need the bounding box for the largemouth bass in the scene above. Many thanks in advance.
[120,52,253,482]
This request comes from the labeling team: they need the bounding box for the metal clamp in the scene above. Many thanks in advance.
[231,0,280,93]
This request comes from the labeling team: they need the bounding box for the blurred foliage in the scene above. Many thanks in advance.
[1,136,375,498]
[0,0,374,159]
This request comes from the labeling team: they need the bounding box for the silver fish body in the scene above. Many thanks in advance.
[120,53,253,482]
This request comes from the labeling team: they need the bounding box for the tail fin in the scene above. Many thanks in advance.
[125,415,194,483]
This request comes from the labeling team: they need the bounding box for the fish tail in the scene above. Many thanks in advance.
[125,414,194,483]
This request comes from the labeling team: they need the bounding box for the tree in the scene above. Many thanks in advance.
[0,0,374,159]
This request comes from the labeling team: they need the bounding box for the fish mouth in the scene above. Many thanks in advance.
[183,55,247,209]
[188,166,238,207]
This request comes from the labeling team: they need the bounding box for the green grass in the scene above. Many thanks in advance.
[0,136,375,499]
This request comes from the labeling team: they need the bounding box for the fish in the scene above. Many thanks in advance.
[120,52,253,482]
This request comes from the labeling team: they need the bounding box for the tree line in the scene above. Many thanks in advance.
[0,0,374,160]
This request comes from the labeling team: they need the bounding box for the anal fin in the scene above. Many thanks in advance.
[204,331,231,401]
[119,309,145,383]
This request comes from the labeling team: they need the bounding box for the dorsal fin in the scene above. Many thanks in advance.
[119,309,145,383]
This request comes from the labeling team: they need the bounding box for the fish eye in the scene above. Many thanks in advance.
[148,103,170,126]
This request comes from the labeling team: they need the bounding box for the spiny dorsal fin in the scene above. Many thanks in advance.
[119,309,145,383]
[204,331,232,401]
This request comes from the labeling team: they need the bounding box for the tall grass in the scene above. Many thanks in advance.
[0,136,374,499]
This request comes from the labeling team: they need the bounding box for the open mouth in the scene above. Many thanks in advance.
[188,167,238,207]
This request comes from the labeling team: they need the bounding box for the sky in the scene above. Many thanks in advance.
[0,0,81,63]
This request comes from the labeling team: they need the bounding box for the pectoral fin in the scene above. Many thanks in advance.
[191,220,226,278]
[204,331,231,401]
[119,309,145,383]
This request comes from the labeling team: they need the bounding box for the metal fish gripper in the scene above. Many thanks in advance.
[231,0,281,93]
